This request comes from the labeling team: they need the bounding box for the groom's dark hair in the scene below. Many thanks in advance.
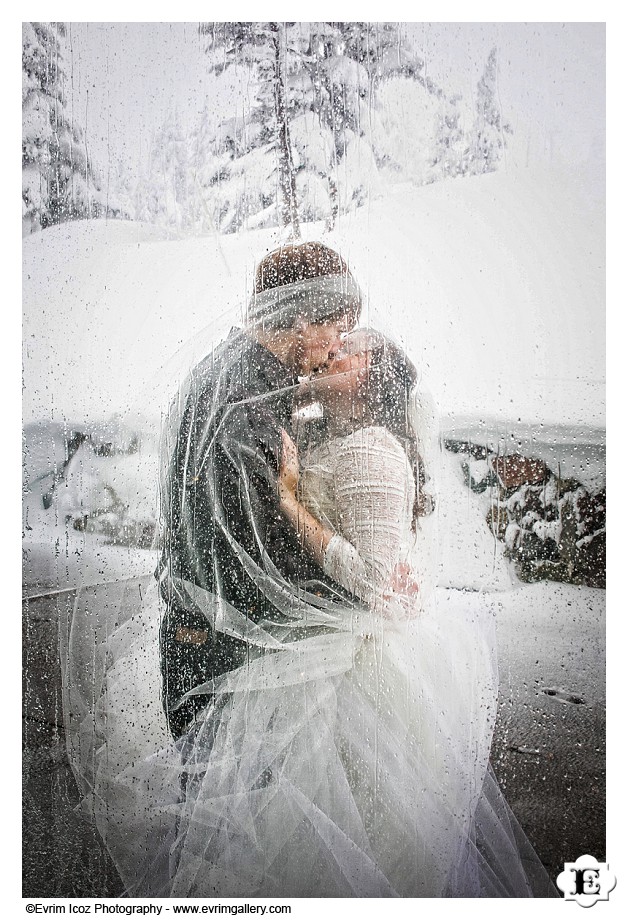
[255,242,349,294]
[251,241,362,332]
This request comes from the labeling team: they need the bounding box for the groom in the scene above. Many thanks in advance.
[158,242,363,737]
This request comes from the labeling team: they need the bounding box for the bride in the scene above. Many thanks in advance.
[65,255,556,899]
[273,330,556,898]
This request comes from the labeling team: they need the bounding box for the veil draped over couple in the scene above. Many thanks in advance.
[64,242,557,898]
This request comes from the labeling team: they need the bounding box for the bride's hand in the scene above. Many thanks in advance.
[382,563,420,619]
[388,562,419,598]
[278,429,299,499]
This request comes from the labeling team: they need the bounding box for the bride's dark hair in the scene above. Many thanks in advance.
[298,331,432,527]
[364,340,429,530]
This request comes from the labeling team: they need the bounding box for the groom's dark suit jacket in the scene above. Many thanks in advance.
[158,328,354,737]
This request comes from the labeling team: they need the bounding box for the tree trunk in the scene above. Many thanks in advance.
[325,174,339,233]
[269,22,300,239]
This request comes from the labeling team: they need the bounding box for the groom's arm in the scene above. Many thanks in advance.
[217,400,358,600]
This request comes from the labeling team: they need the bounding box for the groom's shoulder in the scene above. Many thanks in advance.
[188,328,252,393]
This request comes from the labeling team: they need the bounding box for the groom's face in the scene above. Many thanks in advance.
[292,319,348,376]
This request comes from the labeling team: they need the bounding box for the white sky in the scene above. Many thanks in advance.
[65,22,605,204]
[66,23,208,176]
[406,22,604,198]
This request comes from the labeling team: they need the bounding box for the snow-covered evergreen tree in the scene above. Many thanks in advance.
[197,21,434,233]
[195,22,301,235]
[367,46,510,186]
[134,27,511,236]
[134,107,204,233]
[106,156,137,223]
[463,48,511,177]
[22,22,110,235]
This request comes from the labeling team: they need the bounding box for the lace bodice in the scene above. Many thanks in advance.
[299,425,415,608]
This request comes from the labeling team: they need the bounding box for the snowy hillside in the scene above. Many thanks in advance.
[23,165,604,432]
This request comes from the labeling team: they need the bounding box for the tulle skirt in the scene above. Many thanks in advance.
[65,581,557,898]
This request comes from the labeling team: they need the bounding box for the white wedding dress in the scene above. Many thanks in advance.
[65,425,555,898]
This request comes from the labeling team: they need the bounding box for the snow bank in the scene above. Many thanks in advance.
[21,421,515,596]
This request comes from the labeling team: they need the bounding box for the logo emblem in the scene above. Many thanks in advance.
[557,855,616,907]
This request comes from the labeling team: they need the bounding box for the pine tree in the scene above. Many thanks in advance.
[136,27,512,236]
[107,156,136,223]
[431,99,468,181]
[198,22,302,236]
[197,22,433,234]
[134,107,201,234]
[22,22,109,235]
[463,48,511,176]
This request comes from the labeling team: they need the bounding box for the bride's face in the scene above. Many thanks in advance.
[309,349,370,412]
